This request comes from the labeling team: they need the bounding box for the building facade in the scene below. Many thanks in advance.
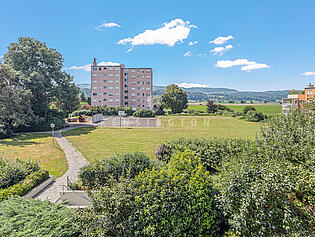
[91,58,153,108]
[282,83,315,113]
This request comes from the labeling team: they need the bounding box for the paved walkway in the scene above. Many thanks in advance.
[34,131,88,202]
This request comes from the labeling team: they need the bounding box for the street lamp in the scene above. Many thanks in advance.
[50,123,55,147]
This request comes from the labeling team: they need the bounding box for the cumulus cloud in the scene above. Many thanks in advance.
[188,41,198,46]
[184,51,192,56]
[126,48,134,53]
[216,59,270,71]
[302,71,315,76]
[95,21,121,31]
[117,19,196,47]
[209,35,233,45]
[177,83,208,88]
[67,64,91,71]
[210,45,233,55]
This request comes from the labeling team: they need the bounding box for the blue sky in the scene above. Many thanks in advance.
[1,0,315,91]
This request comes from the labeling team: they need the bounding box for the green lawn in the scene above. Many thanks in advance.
[63,116,259,162]
[188,104,282,114]
[0,133,68,177]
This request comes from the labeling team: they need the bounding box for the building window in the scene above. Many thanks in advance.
[115,74,119,77]
[146,70,150,73]
[137,76,140,78]
[93,93,97,96]
[115,80,119,83]
[109,86,113,89]
[131,81,136,85]
[115,92,119,96]
[131,99,135,102]
[99,67,101,71]
[124,84,128,88]
[109,93,113,96]
[109,68,113,71]
[146,93,150,96]
[93,67,97,71]
[115,87,119,90]
[131,93,135,96]
[93,86,97,90]
[115,67,119,71]
[124,72,128,76]
[103,86,107,89]
[137,87,140,90]
[93,99,97,102]
[137,81,140,84]
[109,74,113,76]
[103,74,107,77]
[131,75,136,78]
[132,70,136,72]
[124,90,128,93]
[103,92,107,95]
[93,74,97,77]
[115,99,119,102]
[93,80,97,83]
[124,78,128,82]
[109,80,113,83]
[131,87,135,90]
[103,80,107,83]
[109,99,113,102]
[103,98,107,101]
[146,88,150,90]
[124,102,128,105]
[146,81,150,85]
[124,96,128,99]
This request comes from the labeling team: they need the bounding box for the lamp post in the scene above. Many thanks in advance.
[50,123,55,147]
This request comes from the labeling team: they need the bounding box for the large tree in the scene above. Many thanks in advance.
[0,64,33,137]
[3,37,79,117]
[162,84,188,114]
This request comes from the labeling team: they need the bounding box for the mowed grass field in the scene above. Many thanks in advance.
[0,133,68,177]
[63,116,259,162]
[188,104,282,114]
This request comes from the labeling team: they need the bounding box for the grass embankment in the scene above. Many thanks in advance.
[63,116,259,162]
[188,104,282,114]
[0,133,68,177]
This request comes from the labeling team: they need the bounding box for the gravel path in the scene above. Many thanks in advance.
[34,131,88,202]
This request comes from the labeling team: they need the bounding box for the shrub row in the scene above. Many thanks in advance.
[79,152,155,188]
[133,108,155,117]
[0,158,40,189]
[155,137,252,171]
[71,106,135,117]
[0,170,49,201]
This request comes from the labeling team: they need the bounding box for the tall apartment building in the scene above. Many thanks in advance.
[91,58,153,108]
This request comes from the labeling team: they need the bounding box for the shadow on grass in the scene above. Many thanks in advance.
[62,126,96,137]
[0,133,51,147]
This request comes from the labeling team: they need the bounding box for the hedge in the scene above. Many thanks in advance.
[0,158,40,189]
[133,108,155,117]
[79,152,155,188]
[0,170,49,201]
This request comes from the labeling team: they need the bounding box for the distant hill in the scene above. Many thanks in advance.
[77,84,289,103]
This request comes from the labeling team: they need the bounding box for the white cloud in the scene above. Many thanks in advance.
[216,59,270,72]
[177,83,208,88]
[67,64,91,71]
[210,44,233,55]
[188,41,198,46]
[117,19,196,47]
[98,61,120,66]
[95,21,121,31]
[209,35,233,45]
[126,48,134,53]
[302,71,315,76]
[184,51,192,56]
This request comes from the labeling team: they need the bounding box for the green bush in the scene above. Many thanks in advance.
[243,105,256,115]
[0,170,49,201]
[16,116,64,132]
[133,108,155,117]
[79,152,155,188]
[245,111,265,122]
[155,137,251,171]
[78,151,227,236]
[132,151,227,236]
[0,158,40,189]
[71,109,93,117]
[0,197,79,236]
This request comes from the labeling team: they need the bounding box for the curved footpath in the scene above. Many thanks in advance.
[34,127,89,202]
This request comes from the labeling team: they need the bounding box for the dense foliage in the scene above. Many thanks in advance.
[155,137,251,172]
[79,152,155,188]
[76,151,227,236]
[133,108,155,117]
[161,84,188,113]
[0,198,79,236]
[0,170,49,201]
[0,158,40,189]
[1,37,80,136]
[243,105,256,114]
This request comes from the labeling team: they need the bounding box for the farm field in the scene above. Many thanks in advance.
[0,133,68,177]
[188,103,282,114]
[63,116,259,162]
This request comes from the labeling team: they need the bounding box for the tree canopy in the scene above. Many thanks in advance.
[161,84,188,113]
